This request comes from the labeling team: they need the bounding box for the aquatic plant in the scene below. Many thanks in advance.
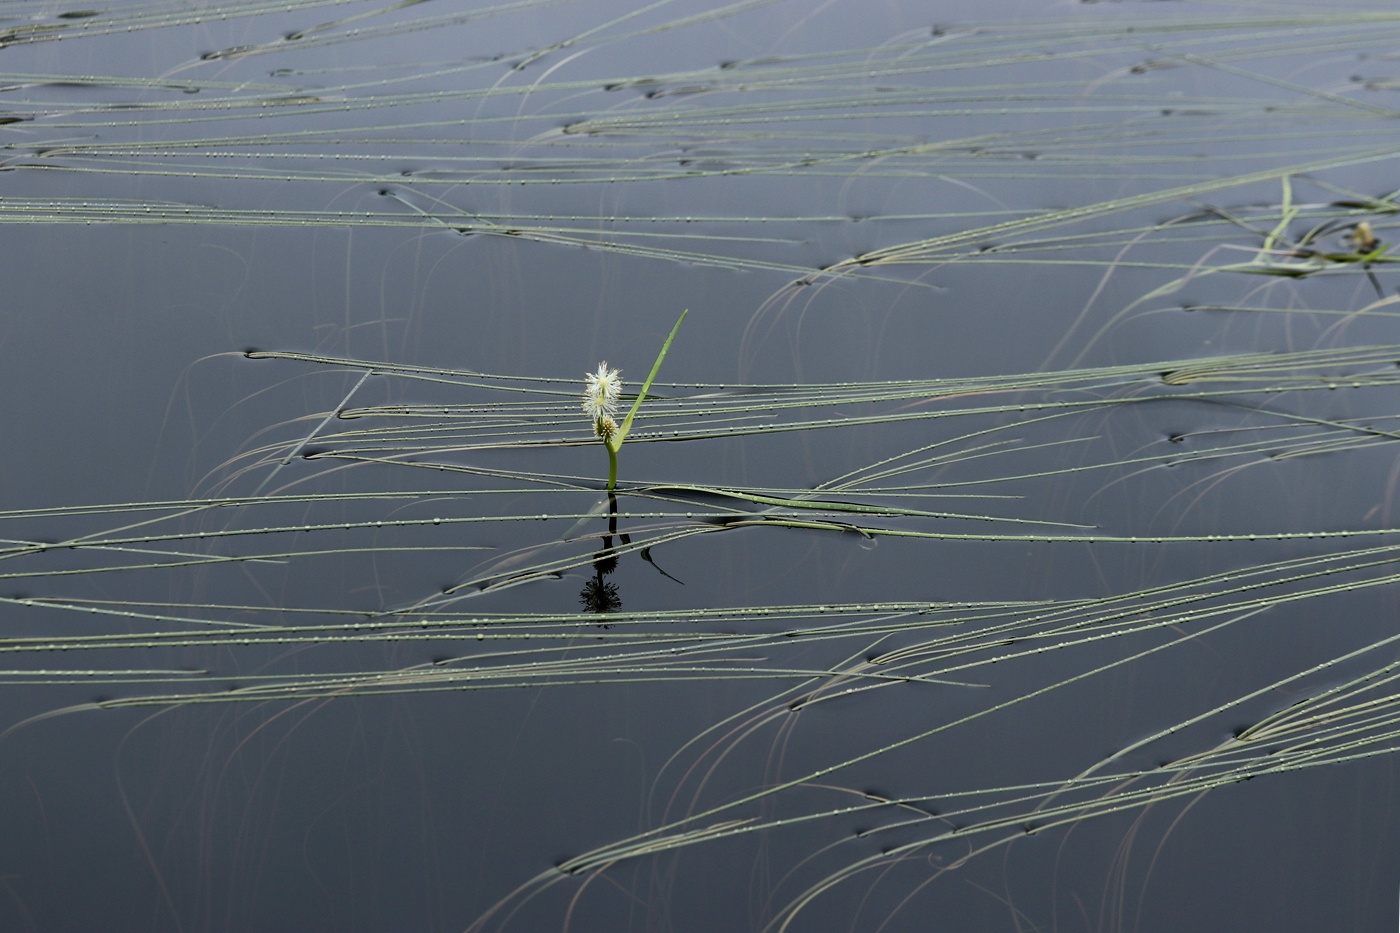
[4,2,1400,931]
[585,310,686,493]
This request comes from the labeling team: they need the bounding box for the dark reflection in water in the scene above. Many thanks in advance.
[581,491,625,619]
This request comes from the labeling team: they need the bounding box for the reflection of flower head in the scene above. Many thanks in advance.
[583,362,622,422]
[580,575,622,615]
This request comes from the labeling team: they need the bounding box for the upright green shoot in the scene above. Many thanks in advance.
[583,309,688,491]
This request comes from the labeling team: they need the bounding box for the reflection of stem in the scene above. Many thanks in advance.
[581,491,624,617]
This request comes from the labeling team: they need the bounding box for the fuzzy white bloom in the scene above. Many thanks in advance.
[583,362,622,423]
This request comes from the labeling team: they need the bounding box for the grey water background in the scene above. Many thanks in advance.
[2,0,1400,930]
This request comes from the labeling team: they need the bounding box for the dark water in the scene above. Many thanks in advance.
[3,1,1400,931]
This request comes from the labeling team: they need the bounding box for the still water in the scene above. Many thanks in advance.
[3,1,1400,930]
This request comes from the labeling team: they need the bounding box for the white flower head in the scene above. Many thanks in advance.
[583,361,622,423]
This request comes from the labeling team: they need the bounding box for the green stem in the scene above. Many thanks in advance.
[611,309,687,450]
[600,308,686,495]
